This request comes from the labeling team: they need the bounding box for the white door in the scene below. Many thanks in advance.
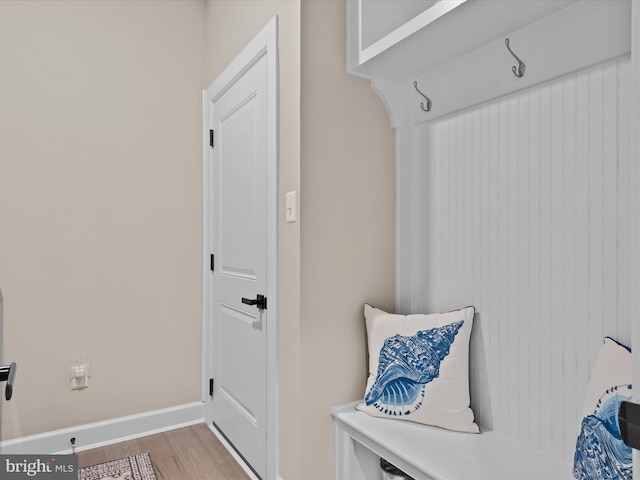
[203,18,278,480]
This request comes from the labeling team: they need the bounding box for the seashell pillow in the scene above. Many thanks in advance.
[573,337,632,480]
[357,304,479,433]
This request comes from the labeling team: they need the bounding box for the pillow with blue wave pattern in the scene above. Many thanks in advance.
[573,337,632,480]
[357,304,479,433]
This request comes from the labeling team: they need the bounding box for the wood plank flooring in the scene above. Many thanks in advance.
[77,423,251,480]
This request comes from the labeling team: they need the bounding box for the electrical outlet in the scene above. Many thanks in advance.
[70,353,91,390]
[70,365,88,390]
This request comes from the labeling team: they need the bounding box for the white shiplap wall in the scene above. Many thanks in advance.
[410,57,631,462]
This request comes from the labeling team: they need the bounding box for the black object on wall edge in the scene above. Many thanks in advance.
[0,362,16,401]
[619,401,640,449]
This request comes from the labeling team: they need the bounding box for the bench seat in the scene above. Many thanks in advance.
[332,402,573,480]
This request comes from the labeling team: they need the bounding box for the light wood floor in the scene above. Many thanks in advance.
[77,423,251,480]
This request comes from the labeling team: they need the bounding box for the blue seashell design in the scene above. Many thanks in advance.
[573,384,632,480]
[365,320,463,416]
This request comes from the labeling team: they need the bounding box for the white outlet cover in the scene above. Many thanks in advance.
[70,365,88,390]
[71,352,92,377]
[286,191,297,223]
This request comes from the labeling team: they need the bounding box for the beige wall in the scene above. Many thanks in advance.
[0,1,205,440]
[299,1,395,478]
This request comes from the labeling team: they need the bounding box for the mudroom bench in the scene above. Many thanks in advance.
[332,402,572,480]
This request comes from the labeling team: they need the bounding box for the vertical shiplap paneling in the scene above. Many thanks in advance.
[419,57,630,462]
[449,116,459,311]
[538,82,554,454]
[488,101,502,433]
[574,69,590,425]
[618,60,632,345]
[517,92,530,443]
[603,63,619,343]
[588,66,605,367]
[443,116,452,310]
[506,96,519,441]
[470,108,483,424]
[429,121,442,314]
[464,112,472,309]
[480,105,494,429]
[497,98,510,435]
[562,74,578,459]
[549,78,565,457]
[527,86,542,451]
[457,114,466,309]
[439,119,449,311]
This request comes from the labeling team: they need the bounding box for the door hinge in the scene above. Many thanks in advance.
[209,129,214,148]
[210,254,214,272]
[209,378,214,397]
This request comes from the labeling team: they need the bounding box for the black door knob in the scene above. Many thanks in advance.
[241,294,267,310]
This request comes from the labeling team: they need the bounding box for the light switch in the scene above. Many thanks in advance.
[286,191,297,223]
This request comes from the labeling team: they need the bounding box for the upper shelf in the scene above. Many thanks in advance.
[347,0,579,83]
[347,0,631,127]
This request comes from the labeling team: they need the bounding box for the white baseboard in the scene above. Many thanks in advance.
[0,401,205,455]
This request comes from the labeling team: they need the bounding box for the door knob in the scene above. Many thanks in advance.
[0,362,16,401]
[241,294,267,310]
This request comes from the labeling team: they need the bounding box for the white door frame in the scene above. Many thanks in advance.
[202,16,279,480]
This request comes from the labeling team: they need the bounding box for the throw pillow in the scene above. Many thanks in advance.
[357,304,479,433]
[573,337,632,480]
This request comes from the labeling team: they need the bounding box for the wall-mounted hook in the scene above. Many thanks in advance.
[505,38,526,78]
[413,81,432,112]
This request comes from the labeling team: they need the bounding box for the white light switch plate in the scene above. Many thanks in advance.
[286,191,297,223]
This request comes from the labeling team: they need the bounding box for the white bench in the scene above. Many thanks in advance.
[332,402,573,480]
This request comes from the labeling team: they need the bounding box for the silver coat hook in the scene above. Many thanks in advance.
[413,81,432,112]
[505,38,526,78]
